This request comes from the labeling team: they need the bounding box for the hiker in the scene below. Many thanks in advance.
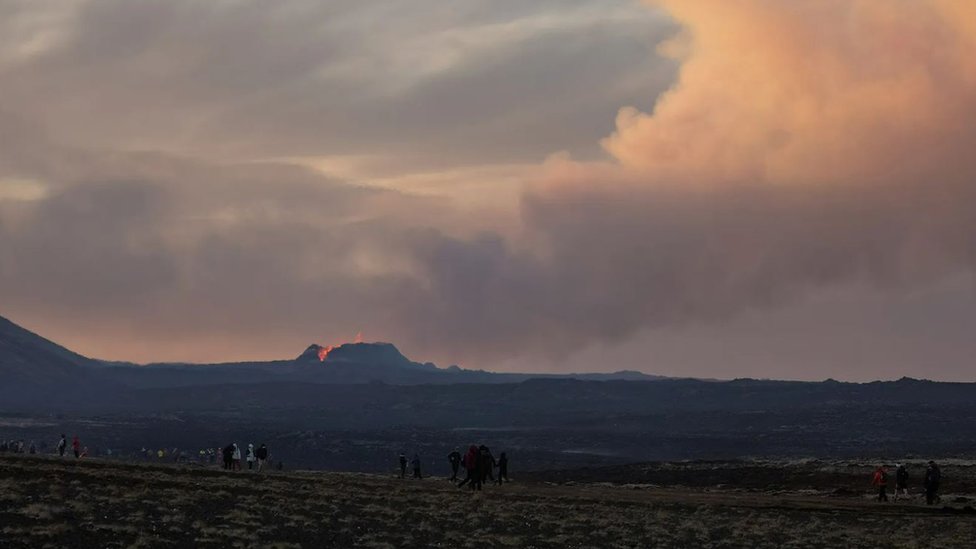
[222,444,234,470]
[497,452,509,485]
[412,454,422,479]
[479,445,496,484]
[457,445,482,491]
[925,461,941,505]
[872,465,889,502]
[232,443,242,470]
[72,435,81,459]
[399,453,408,479]
[448,448,462,481]
[246,444,256,470]
[57,435,67,457]
[256,444,268,471]
[894,464,909,500]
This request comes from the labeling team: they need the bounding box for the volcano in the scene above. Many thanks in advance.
[297,342,416,367]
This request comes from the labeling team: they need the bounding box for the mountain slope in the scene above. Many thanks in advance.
[0,314,118,408]
[0,314,97,385]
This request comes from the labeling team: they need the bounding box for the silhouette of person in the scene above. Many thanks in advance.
[457,445,482,491]
[497,452,509,485]
[925,461,941,505]
[872,465,889,502]
[412,454,422,479]
[448,448,462,481]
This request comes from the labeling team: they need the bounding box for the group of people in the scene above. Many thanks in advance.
[55,434,84,458]
[872,461,942,505]
[0,439,37,455]
[453,445,508,490]
[395,445,510,490]
[221,442,270,471]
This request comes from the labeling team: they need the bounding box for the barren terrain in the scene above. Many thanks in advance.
[2,455,975,548]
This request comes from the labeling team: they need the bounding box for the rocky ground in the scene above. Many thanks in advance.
[1,454,975,548]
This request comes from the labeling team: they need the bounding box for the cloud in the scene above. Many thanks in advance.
[0,0,672,169]
[2,0,975,377]
[395,0,976,364]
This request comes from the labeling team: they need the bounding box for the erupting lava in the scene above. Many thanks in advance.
[316,345,337,362]
[316,331,364,361]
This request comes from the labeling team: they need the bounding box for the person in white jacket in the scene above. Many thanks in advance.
[232,443,242,471]
[246,443,256,470]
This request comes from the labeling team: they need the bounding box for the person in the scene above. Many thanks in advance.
[894,464,909,500]
[497,452,509,485]
[448,448,462,481]
[872,465,889,502]
[57,435,67,457]
[925,461,941,505]
[222,444,234,470]
[28,441,36,455]
[72,435,81,459]
[457,445,481,491]
[399,452,408,479]
[479,445,496,484]
[232,443,242,470]
[256,444,268,471]
[246,444,256,470]
[412,454,422,479]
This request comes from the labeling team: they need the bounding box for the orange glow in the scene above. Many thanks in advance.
[354,331,363,343]
[317,345,337,362]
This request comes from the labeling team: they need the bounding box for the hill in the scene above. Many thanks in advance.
[0,315,110,402]
[1,454,974,548]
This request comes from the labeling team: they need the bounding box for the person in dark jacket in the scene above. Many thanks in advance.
[894,464,909,500]
[457,445,481,490]
[57,435,67,457]
[412,454,422,479]
[496,452,509,485]
[448,448,462,481]
[479,445,496,484]
[255,444,269,472]
[925,461,941,505]
[872,465,889,502]
[222,444,235,470]
[399,453,408,479]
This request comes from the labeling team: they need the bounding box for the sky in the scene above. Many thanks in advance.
[1,0,974,381]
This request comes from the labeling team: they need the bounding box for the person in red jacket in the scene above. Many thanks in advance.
[872,465,889,502]
[457,445,482,491]
[71,435,81,459]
